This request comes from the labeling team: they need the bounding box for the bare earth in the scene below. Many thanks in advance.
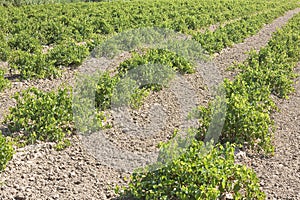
[0,8,300,200]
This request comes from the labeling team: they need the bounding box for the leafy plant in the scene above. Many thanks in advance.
[95,48,192,110]
[95,71,120,110]
[94,71,150,110]
[119,49,194,75]
[4,87,73,146]
[0,0,102,6]
[47,39,90,67]
[73,72,112,133]
[111,76,150,109]
[0,69,10,92]
[118,142,266,199]
[8,50,60,79]
[7,31,42,53]
[195,81,275,154]
[0,132,14,171]
[0,32,10,61]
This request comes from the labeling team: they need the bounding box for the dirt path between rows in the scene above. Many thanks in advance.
[0,8,299,200]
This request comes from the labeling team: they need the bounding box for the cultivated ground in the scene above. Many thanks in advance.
[0,8,299,200]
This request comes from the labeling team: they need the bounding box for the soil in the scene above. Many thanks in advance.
[0,8,299,200]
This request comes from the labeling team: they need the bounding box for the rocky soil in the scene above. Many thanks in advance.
[0,8,300,200]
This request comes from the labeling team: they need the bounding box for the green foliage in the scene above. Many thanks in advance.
[4,87,73,145]
[225,77,274,149]
[0,0,298,79]
[0,41,10,61]
[94,70,157,110]
[237,13,300,99]
[0,69,10,92]
[0,0,97,6]
[1,2,299,198]
[119,142,266,200]
[8,50,60,79]
[0,31,11,61]
[7,39,89,79]
[47,40,90,67]
[95,71,120,110]
[196,92,261,152]
[54,138,71,151]
[111,76,150,109]
[8,31,42,53]
[73,72,110,133]
[193,5,297,54]
[126,62,176,91]
[0,132,14,171]
[119,49,194,75]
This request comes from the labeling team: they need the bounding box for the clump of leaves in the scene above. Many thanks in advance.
[95,71,120,110]
[4,87,73,147]
[0,131,14,171]
[94,71,149,110]
[118,49,195,75]
[111,76,150,109]
[73,72,112,134]
[47,39,90,67]
[0,32,10,61]
[8,50,60,79]
[195,77,275,154]
[192,7,293,55]
[8,31,42,53]
[0,69,10,92]
[118,142,265,199]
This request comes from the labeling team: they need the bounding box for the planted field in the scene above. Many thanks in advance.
[0,0,299,199]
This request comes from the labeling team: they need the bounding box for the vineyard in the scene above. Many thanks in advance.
[0,0,300,199]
